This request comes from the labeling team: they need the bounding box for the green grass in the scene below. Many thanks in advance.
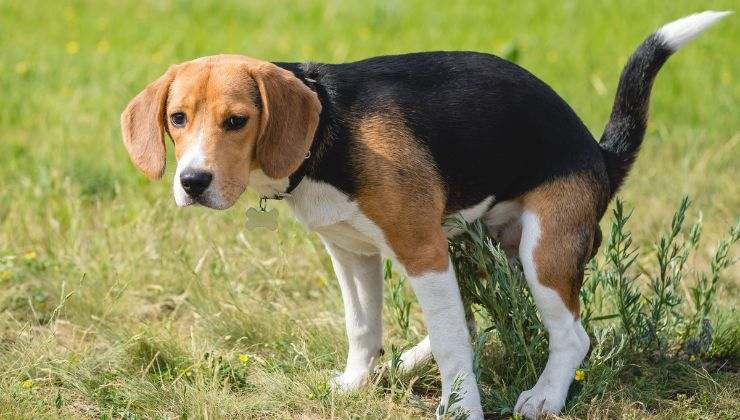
[0,0,737,418]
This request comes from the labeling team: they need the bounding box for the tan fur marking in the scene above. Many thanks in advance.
[521,174,603,315]
[353,111,448,276]
[120,65,178,180]
[253,63,321,179]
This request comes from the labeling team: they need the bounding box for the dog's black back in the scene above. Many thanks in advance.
[278,52,609,213]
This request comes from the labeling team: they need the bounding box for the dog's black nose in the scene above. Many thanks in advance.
[180,169,213,197]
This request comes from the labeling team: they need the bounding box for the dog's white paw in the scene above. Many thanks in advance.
[514,386,565,419]
[329,369,371,392]
[377,336,432,375]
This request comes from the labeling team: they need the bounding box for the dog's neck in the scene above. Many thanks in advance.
[262,62,354,200]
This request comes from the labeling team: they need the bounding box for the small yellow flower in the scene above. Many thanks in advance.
[238,353,250,364]
[63,7,75,21]
[21,379,33,389]
[720,69,732,86]
[66,41,80,55]
[358,27,371,40]
[0,270,11,281]
[689,354,697,362]
[301,45,314,58]
[96,17,108,30]
[574,369,585,381]
[15,61,29,75]
[23,251,37,261]
[97,40,110,54]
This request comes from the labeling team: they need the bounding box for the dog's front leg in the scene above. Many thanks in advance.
[408,256,484,419]
[322,239,383,391]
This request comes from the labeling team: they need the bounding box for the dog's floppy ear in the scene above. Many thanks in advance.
[253,63,321,179]
[120,66,177,180]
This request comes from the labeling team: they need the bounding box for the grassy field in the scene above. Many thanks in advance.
[0,0,738,418]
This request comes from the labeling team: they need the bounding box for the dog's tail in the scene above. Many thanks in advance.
[599,11,731,196]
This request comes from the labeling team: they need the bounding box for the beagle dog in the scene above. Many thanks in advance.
[121,12,728,419]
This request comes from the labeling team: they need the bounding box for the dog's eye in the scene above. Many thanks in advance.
[225,115,248,131]
[170,112,187,127]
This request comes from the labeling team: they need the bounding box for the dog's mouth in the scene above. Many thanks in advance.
[174,184,239,210]
[193,194,233,210]
[194,196,213,208]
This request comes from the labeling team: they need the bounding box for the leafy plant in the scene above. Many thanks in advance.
[385,260,412,339]
[440,197,738,416]
[436,374,471,420]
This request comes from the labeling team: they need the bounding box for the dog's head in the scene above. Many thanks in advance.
[121,55,321,209]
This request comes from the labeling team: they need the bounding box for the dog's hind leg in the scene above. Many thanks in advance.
[389,302,477,374]
[513,176,600,419]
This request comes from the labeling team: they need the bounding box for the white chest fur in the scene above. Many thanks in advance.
[249,171,382,254]
[286,178,388,256]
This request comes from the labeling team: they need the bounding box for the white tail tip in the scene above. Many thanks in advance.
[657,11,732,51]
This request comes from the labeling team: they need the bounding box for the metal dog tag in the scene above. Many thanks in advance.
[246,198,280,231]
[245,207,279,231]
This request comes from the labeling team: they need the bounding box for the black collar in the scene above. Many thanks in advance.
[284,150,310,195]
[260,65,320,201]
